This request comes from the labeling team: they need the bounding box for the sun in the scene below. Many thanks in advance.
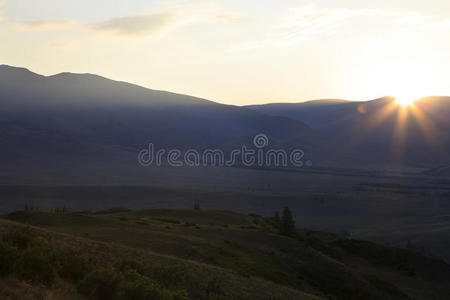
[394,92,421,106]
[395,97,414,106]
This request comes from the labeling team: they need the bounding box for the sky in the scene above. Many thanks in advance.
[1,0,450,105]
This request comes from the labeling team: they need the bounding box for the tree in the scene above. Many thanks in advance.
[194,202,201,211]
[272,211,281,227]
[280,207,296,237]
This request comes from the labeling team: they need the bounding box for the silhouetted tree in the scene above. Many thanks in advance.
[280,207,296,237]
[194,202,201,211]
[406,239,413,250]
[273,211,281,225]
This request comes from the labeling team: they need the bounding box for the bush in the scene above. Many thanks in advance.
[56,248,92,282]
[79,267,190,300]
[118,259,186,289]
[3,229,36,249]
[118,258,147,274]
[0,241,21,276]
[206,277,222,295]
[280,207,296,237]
[148,264,186,288]
[116,269,178,300]
[1,229,59,286]
[78,267,120,300]
[1,229,194,299]
[21,246,58,286]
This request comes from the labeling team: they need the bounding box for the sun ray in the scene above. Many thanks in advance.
[366,99,398,132]
[409,102,442,150]
[389,105,409,161]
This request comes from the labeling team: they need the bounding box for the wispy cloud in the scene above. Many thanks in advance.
[370,10,450,32]
[230,4,450,52]
[230,5,369,52]
[274,5,367,47]
[92,13,175,37]
[15,19,75,31]
[90,2,245,38]
[0,1,75,30]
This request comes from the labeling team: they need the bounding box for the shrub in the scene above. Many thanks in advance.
[0,241,21,276]
[1,229,59,286]
[21,246,58,286]
[118,259,185,289]
[118,258,147,274]
[78,267,120,300]
[272,211,281,228]
[3,229,36,249]
[56,248,92,282]
[280,207,296,237]
[206,277,222,295]
[115,269,187,300]
[79,266,190,300]
[147,264,186,288]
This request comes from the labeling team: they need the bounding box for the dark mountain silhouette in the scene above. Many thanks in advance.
[1,64,450,181]
[0,65,313,164]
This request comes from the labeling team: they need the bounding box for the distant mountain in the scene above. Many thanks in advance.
[1,64,449,182]
[247,99,352,128]
[0,65,313,164]
[247,97,450,166]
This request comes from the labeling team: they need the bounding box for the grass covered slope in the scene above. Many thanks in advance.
[2,209,450,299]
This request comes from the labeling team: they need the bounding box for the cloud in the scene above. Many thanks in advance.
[16,19,75,31]
[274,5,367,46]
[230,5,450,52]
[91,13,177,37]
[376,10,450,30]
[231,5,366,51]
[90,2,246,38]
[2,1,245,39]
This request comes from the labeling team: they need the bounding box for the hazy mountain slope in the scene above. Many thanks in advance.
[1,64,449,173]
[248,97,450,166]
[247,99,352,128]
[0,65,313,162]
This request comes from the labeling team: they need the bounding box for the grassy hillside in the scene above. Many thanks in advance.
[1,209,450,299]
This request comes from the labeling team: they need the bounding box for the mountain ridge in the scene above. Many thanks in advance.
[1,65,449,178]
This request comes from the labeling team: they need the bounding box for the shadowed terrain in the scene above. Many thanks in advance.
[1,209,450,300]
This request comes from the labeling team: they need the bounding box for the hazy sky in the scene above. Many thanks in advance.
[1,0,450,105]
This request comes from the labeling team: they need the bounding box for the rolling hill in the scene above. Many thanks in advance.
[2,208,450,299]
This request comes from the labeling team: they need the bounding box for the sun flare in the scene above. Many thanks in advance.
[394,91,421,106]
[395,97,414,106]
